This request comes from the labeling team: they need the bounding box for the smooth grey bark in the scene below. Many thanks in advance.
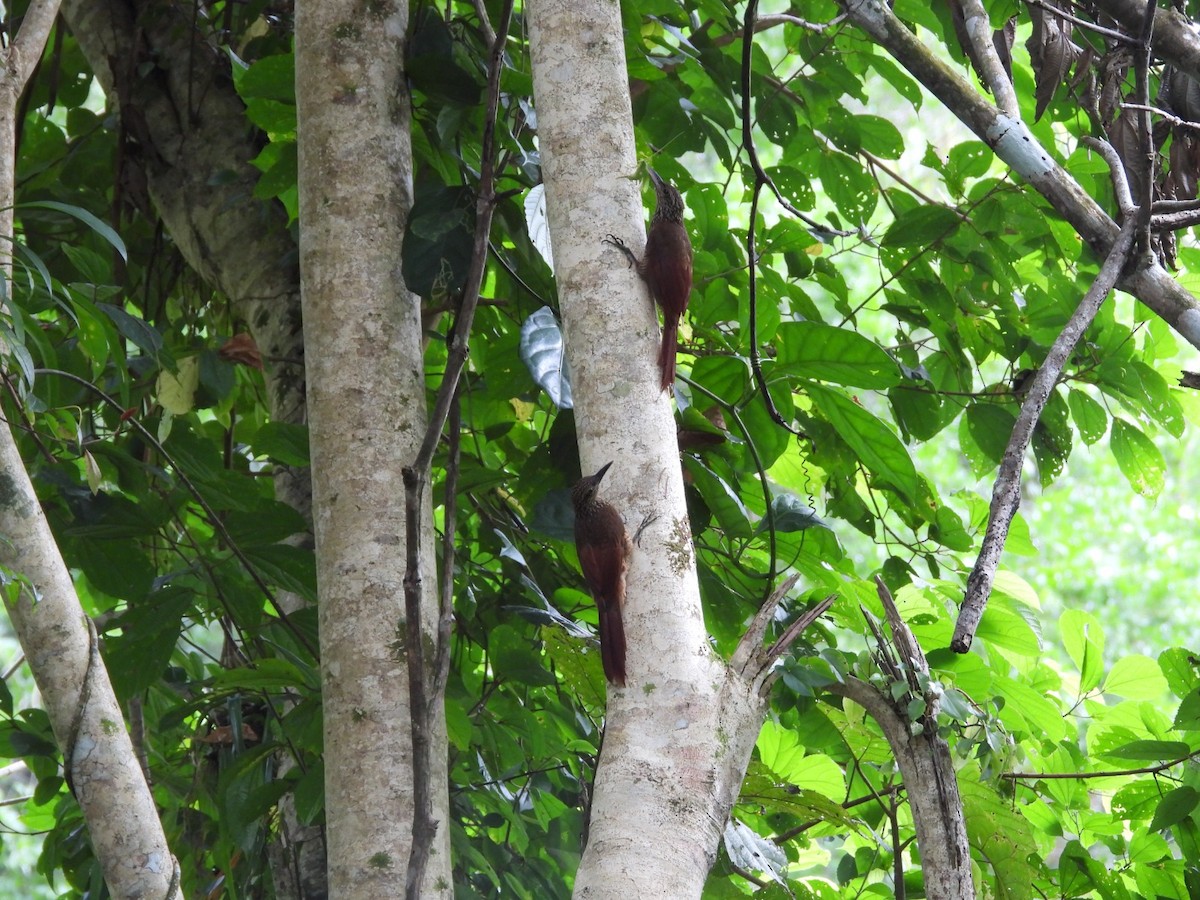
[527,2,828,897]
[295,0,452,896]
[0,3,181,896]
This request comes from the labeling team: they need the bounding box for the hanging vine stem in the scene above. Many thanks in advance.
[681,376,779,601]
[741,0,811,441]
[401,0,514,895]
[1132,0,1156,257]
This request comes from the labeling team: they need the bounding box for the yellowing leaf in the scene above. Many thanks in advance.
[157,357,200,416]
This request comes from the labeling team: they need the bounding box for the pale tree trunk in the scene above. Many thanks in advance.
[528,3,809,896]
[0,4,181,898]
[295,1,451,897]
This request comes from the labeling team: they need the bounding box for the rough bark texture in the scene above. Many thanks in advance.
[0,5,180,896]
[832,581,973,897]
[833,678,973,899]
[295,0,451,897]
[529,2,775,896]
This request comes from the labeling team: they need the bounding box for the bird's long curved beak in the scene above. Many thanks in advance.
[592,461,614,482]
[647,167,664,190]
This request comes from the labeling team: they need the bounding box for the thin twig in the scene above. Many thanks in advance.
[1133,0,1156,255]
[741,0,807,440]
[1123,102,1200,134]
[403,2,514,895]
[1151,196,1200,213]
[1002,750,1200,780]
[1080,137,1136,215]
[1025,0,1132,42]
[430,382,462,721]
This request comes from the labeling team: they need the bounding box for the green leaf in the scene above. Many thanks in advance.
[683,458,754,538]
[213,659,314,691]
[1068,389,1108,445]
[691,355,749,405]
[1110,418,1165,498]
[1174,688,1200,731]
[490,624,555,686]
[0,720,58,759]
[1060,609,1105,694]
[776,322,900,388]
[807,384,919,503]
[1149,786,1199,832]
[20,200,128,261]
[817,152,876,223]
[71,538,155,602]
[103,586,191,700]
[960,776,1039,899]
[881,205,962,247]
[1160,647,1200,700]
[293,761,325,826]
[1104,654,1169,700]
[223,502,310,548]
[401,180,475,299]
[252,422,311,467]
[964,403,1015,468]
[756,722,846,800]
[1107,740,1192,761]
[233,52,296,102]
[994,675,1068,739]
[977,607,1041,658]
[97,302,173,366]
[244,545,317,602]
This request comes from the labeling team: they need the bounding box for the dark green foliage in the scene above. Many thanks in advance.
[1,1,1199,897]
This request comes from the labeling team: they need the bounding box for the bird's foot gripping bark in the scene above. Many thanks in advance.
[603,234,639,269]
[632,513,658,546]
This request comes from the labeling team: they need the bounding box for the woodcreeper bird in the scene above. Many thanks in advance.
[606,167,693,391]
[570,462,631,685]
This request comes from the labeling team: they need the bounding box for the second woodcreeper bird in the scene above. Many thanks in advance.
[571,462,631,686]
[607,167,693,391]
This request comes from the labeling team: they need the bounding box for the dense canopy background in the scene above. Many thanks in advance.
[0,0,1199,897]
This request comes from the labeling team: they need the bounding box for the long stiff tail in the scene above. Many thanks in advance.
[597,597,627,686]
[659,319,678,392]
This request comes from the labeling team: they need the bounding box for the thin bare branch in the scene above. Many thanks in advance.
[954,212,1138,652]
[1132,0,1156,255]
[1081,136,1137,216]
[7,0,62,87]
[1026,0,1132,42]
[960,0,1018,116]
[403,2,514,894]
